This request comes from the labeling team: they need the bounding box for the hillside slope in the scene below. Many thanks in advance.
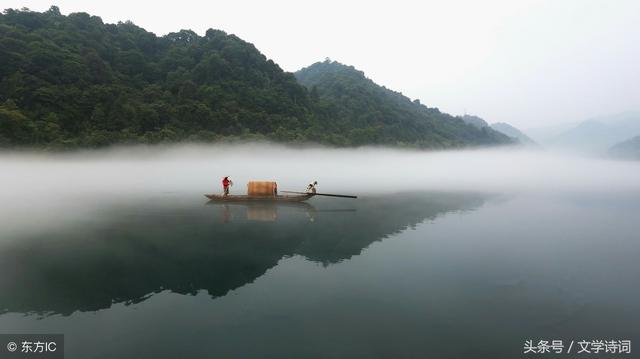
[460,115,488,129]
[490,122,537,146]
[0,7,512,149]
[0,7,314,147]
[295,60,512,147]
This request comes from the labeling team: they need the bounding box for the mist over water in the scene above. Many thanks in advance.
[2,143,639,195]
[1,143,638,239]
[1,143,638,236]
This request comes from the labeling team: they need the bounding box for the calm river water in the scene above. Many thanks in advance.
[0,189,638,358]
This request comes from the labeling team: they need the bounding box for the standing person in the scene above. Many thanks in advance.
[222,176,233,196]
[306,181,318,194]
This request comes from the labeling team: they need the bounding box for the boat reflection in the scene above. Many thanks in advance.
[0,191,490,316]
[210,201,318,222]
[210,200,357,223]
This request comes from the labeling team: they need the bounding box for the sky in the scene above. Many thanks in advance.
[4,0,640,129]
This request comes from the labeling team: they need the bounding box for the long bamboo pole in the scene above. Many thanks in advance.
[282,190,357,199]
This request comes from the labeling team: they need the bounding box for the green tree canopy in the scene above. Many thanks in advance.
[0,8,512,149]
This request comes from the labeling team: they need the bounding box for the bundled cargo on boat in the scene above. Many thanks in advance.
[247,181,277,197]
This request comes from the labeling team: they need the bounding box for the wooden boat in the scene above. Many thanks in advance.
[204,193,314,202]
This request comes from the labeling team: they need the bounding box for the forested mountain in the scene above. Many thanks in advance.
[295,60,512,147]
[0,6,314,147]
[0,7,512,149]
[460,115,489,129]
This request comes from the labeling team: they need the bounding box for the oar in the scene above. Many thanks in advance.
[282,190,357,199]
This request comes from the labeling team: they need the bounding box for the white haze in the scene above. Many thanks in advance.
[2,143,639,196]
[1,144,639,238]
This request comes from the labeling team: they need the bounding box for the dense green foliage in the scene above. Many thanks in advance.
[0,7,511,149]
[296,60,512,147]
[0,6,313,148]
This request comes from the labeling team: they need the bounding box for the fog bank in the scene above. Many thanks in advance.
[2,143,639,238]
[2,144,639,197]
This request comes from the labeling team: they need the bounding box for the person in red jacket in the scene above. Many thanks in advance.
[222,176,233,196]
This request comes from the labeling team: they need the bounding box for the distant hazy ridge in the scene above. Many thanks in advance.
[609,135,640,160]
[458,114,537,146]
[534,112,640,153]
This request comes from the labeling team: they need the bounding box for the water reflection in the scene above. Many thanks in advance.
[210,202,318,222]
[0,192,489,316]
[210,201,359,223]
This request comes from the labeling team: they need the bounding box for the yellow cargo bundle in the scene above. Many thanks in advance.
[247,181,277,197]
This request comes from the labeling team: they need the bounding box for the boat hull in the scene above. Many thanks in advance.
[204,194,313,202]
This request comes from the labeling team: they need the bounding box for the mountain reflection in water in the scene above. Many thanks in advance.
[0,191,488,316]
